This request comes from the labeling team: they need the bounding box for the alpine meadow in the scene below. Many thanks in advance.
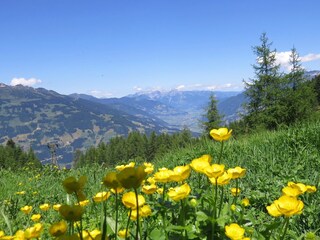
[0,33,320,240]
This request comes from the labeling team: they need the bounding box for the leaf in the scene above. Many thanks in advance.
[149,228,166,240]
[196,211,209,222]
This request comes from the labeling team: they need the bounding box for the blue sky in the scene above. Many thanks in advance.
[1,1,320,97]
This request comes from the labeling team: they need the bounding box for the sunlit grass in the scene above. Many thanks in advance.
[0,119,319,239]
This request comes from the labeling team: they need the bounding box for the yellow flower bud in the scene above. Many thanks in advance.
[210,128,232,142]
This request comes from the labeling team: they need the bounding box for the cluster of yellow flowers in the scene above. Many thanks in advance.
[0,223,43,240]
[1,127,317,240]
[267,181,317,217]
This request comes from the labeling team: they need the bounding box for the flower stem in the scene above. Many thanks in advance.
[134,188,141,240]
[115,191,119,240]
[218,141,224,164]
[232,179,239,205]
[101,200,107,240]
[212,179,218,240]
[161,184,168,239]
[125,209,132,240]
[218,186,224,217]
[280,217,290,240]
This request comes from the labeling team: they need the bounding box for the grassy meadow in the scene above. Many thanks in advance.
[0,119,319,239]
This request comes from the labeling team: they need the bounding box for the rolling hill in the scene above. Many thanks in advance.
[0,84,177,164]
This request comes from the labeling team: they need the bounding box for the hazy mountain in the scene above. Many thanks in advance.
[304,70,320,80]
[72,90,242,133]
[0,84,177,164]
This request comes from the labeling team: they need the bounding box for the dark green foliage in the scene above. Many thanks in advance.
[311,74,320,104]
[201,94,222,135]
[73,129,198,168]
[244,34,317,131]
[0,139,41,169]
[244,33,283,130]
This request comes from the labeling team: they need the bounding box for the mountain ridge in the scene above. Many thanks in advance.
[0,84,178,164]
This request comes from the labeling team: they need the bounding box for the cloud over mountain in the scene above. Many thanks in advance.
[10,77,42,87]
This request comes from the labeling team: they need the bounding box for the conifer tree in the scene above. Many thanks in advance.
[202,94,222,134]
[244,33,283,130]
[284,47,317,123]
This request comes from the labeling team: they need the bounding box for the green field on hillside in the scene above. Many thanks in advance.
[0,120,319,239]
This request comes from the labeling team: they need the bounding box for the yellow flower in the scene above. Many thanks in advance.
[30,214,41,222]
[231,188,241,196]
[230,204,237,211]
[24,223,43,239]
[53,204,62,211]
[282,186,302,197]
[115,162,135,171]
[144,162,154,174]
[170,165,191,182]
[287,182,307,194]
[167,183,191,202]
[103,172,122,189]
[274,195,304,217]
[0,231,13,239]
[14,230,25,240]
[88,229,102,239]
[59,204,84,221]
[93,191,111,203]
[78,199,90,207]
[111,187,125,194]
[39,203,50,211]
[16,191,26,195]
[241,198,250,207]
[142,184,157,195]
[116,166,147,189]
[62,176,87,194]
[153,168,174,183]
[20,205,32,214]
[122,192,145,209]
[306,185,317,193]
[190,154,212,174]
[227,167,246,179]
[189,198,198,207]
[267,195,304,217]
[205,164,225,178]
[225,223,245,240]
[146,176,156,185]
[118,229,129,238]
[266,203,282,217]
[210,128,232,142]
[49,221,68,237]
[130,204,152,220]
[209,171,231,185]
[157,187,164,194]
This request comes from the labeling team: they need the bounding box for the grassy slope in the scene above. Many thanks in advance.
[152,117,320,234]
[0,117,319,237]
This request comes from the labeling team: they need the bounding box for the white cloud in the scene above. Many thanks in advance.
[133,86,143,92]
[175,85,185,90]
[88,90,113,98]
[206,83,240,91]
[10,77,42,86]
[275,51,291,68]
[300,53,320,62]
[276,51,320,71]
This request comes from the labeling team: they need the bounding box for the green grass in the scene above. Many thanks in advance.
[0,118,319,239]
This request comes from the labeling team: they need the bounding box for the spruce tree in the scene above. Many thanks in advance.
[284,47,317,123]
[244,33,283,130]
[202,94,222,134]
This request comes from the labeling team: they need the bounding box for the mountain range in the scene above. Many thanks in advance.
[0,83,243,164]
[1,70,318,165]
